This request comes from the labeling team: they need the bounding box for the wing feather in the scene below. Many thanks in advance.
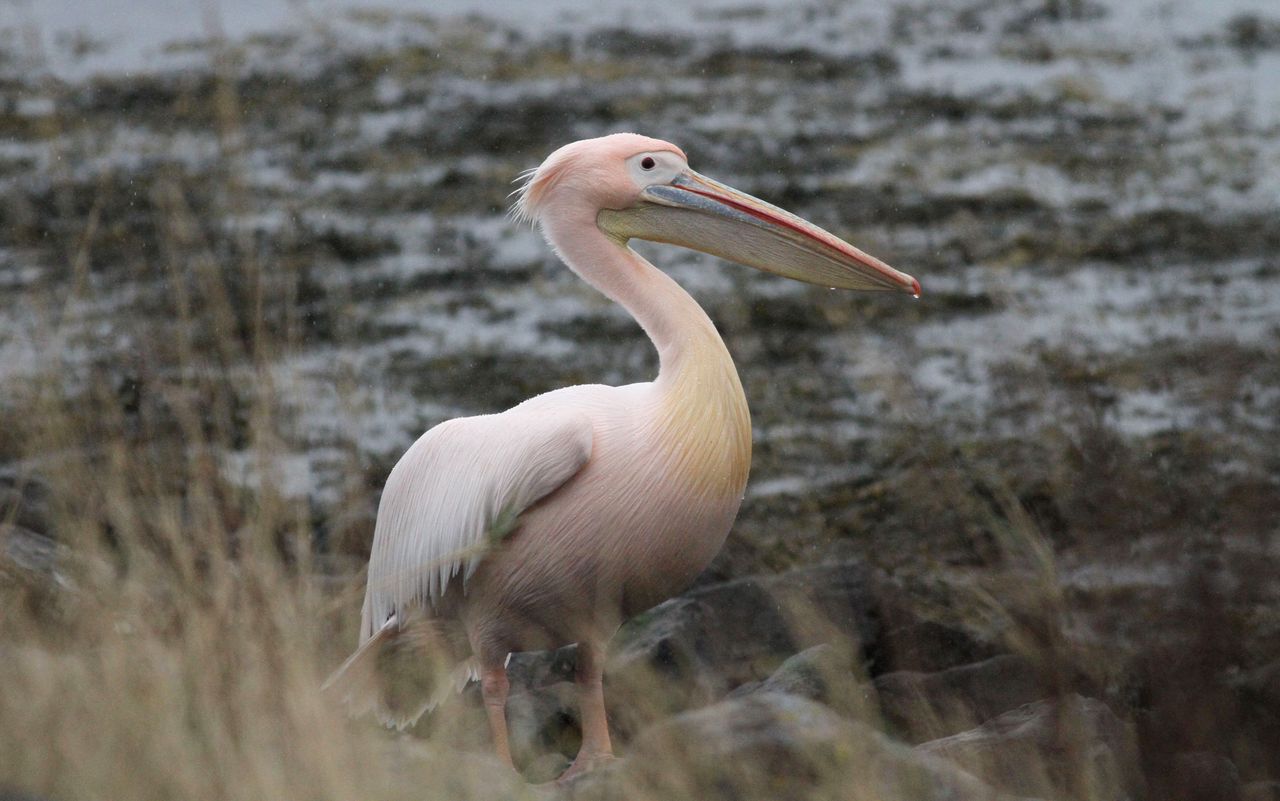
[360,407,592,642]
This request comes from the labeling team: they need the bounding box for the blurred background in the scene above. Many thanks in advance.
[1,0,1277,799]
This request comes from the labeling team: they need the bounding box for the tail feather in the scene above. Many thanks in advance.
[322,613,475,730]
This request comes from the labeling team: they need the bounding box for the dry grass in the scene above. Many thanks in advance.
[0,244,529,799]
[0,57,514,801]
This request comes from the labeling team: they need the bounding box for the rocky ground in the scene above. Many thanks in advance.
[1,0,1279,799]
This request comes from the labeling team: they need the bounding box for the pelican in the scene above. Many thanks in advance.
[325,133,919,780]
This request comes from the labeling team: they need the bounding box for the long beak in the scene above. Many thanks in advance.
[597,169,920,295]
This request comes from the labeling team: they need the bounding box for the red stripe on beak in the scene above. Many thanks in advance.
[680,184,918,294]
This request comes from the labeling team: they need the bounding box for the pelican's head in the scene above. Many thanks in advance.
[513,133,919,295]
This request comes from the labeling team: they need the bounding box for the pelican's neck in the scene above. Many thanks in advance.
[541,213,752,496]
[542,214,730,387]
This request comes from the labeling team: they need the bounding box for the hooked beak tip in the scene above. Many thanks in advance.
[909,277,921,298]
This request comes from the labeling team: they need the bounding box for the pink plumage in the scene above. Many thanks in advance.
[324,133,919,782]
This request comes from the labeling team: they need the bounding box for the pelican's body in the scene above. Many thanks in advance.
[326,134,918,781]
[454,362,748,655]
[441,389,743,646]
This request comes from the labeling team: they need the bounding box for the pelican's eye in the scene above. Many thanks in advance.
[625,152,683,187]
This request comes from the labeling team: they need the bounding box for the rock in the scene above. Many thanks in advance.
[522,751,572,785]
[917,694,1141,800]
[0,470,52,535]
[554,757,625,801]
[1243,780,1280,801]
[1233,659,1280,710]
[0,524,76,605]
[628,692,852,796]
[606,561,881,733]
[507,644,579,692]
[1170,751,1242,801]
[872,617,1005,674]
[506,681,580,769]
[0,471,90,611]
[728,643,873,720]
[875,655,1046,742]
[1,525,60,577]
[607,692,1017,801]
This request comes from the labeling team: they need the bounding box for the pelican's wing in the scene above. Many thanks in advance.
[359,407,593,641]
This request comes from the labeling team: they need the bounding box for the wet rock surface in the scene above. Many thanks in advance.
[1244,781,1280,801]
[1169,751,1243,801]
[727,643,865,714]
[916,694,1140,800]
[565,692,1016,801]
[608,562,880,709]
[874,654,1048,743]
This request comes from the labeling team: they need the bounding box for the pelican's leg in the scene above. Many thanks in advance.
[480,663,514,769]
[559,640,615,781]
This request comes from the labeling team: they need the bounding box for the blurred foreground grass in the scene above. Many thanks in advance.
[0,226,533,799]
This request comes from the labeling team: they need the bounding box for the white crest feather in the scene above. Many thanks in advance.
[507,165,542,226]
